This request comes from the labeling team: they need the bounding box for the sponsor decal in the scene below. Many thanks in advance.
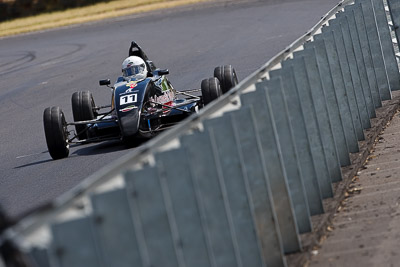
[162,101,174,114]
[119,81,138,94]
[149,91,174,104]
[120,88,138,95]
[119,105,137,112]
[163,101,174,107]
[155,76,172,92]
[126,81,137,89]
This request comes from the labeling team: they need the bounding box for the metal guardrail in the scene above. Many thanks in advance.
[2,0,400,266]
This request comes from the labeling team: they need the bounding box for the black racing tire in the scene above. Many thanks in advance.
[213,65,239,94]
[201,77,223,106]
[43,107,69,160]
[71,91,95,140]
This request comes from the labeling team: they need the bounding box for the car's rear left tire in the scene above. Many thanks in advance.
[201,77,223,106]
[43,107,69,160]
[71,91,96,140]
[214,65,238,94]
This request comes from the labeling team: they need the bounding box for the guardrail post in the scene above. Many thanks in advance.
[125,167,181,267]
[350,3,383,108]
[282,57,334,198]
[360,0,392,100]
[387,0,400,47]
[180,132,242,266]
[29,247,50,267]
[204,109,286,266]
[270,66,330,215]
[304,38,351,167]
[322,22,365,142]
[345,4,382,108]
[261,77,313,231]
[332,14,372,129]
[339,9,377,118]
[240,89,301,253]
[314,31,359,153]
[269,67,325,215]
[154,149,213,267]
[180,126,291,263]
[193,113,267,266]
[50,216,103,267]
[91,189,141,267]
[371,0,400,91]
[292,47,343,183]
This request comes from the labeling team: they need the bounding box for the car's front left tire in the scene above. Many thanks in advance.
[43,107,69,160]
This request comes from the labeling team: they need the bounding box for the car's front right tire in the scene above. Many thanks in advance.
[43,107,69,160]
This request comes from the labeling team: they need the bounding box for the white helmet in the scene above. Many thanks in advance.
[122,56,148,80]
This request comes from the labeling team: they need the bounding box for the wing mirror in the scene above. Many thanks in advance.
[158,69,169,76]
[99,79,111,86]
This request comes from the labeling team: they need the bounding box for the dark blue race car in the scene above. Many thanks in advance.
[43,41,238,159]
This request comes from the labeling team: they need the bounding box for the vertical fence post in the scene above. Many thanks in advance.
[304,37,351,167]
[154,149,212,267]
[332,14,371,130]
[371,0,400,91]
[292,47,343,183]
[269,67,325,215]
[204,112,268,266]
[240,89,301,253]
[323,22,365,142]
[124,168,181,267]
[179,132,242,266]
[203,112,286,267]
[314,31,359,153]
[360,0,392,100]
[90,189,142,267]
[261,77,313,232]
[282,57,334,198]
[50,217,103,267]
[350,3,383,108]
[29,247,50,267]
[339,9,377,118]
[270,66,333,201]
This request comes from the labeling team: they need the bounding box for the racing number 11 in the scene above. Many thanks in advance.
[120,94,137,105]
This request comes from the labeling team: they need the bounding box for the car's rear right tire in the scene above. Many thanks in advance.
[71,91,95,140]
[201,77,222,106]
[43,107,69,160]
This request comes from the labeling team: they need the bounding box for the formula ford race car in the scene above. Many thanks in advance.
[43,41,238,159]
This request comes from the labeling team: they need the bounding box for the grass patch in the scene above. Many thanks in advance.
[0,0,211,38]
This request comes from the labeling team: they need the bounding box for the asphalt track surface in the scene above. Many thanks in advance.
[0,0,339,219]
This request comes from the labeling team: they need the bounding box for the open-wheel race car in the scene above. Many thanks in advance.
[43,41,239,160]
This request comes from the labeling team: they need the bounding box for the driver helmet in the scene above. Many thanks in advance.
[121,56,148,81]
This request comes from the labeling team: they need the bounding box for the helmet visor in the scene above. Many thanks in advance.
[123,63,145,77]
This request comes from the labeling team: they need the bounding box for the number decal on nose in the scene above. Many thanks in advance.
[120,94,137,105]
